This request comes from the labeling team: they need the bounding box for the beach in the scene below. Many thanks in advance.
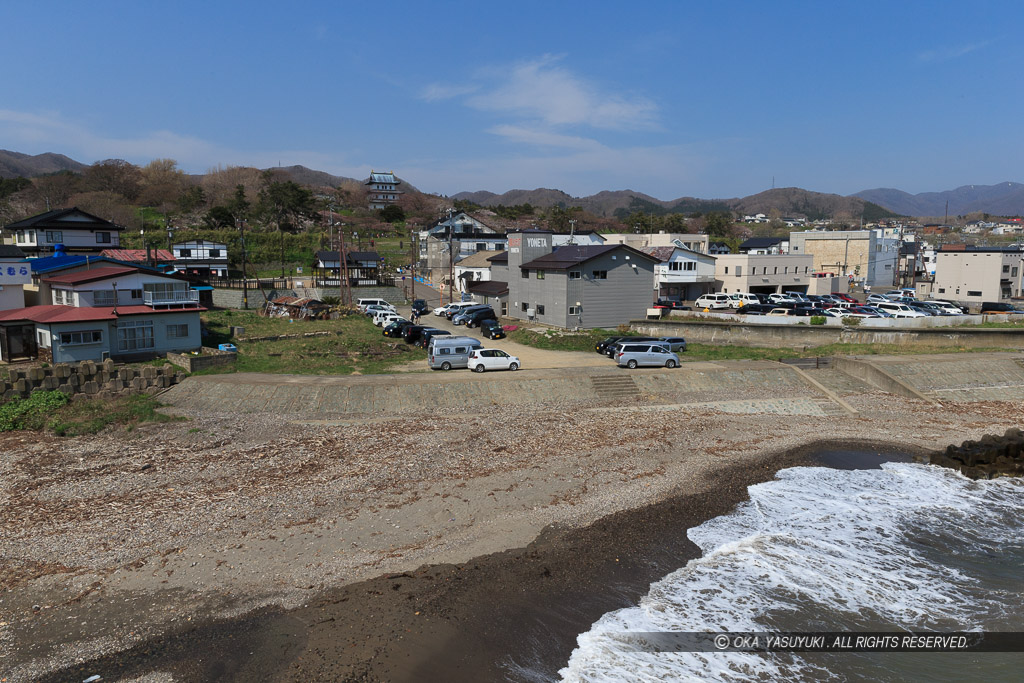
[3,380,1021,682]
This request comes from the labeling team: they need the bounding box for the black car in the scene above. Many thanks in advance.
[402,324,427,344]
[464,308,498,328]
[606,336,661,357]
[418,328,450,348]
[654,299,692,311]
[411,299,428,315]
[383,320,414,337]
[737,303,776,315]
[596,336,628,354]
[480,319,506,340]
[790,307,829,317]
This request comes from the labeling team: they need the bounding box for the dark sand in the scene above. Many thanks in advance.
[39,442,919,683]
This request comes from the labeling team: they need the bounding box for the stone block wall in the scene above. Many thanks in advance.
[1,360,186,402]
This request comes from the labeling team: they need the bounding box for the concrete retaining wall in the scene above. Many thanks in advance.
[166,347,237,373]
[632,319,1024,350]
[2,360,186,402]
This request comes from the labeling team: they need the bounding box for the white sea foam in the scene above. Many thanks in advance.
[559,463,1024,681]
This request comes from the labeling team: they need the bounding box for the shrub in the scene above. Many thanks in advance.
[0,391,71,432]
[841,316,861,326]
[809,316,827,325]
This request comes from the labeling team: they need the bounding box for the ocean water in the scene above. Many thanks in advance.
[559,462,1024,681]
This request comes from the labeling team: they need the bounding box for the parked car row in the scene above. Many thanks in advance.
[425,334,521,372]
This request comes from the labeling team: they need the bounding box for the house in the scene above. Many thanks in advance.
[788,229,899,287]
[932,246,1024,304]
[714,253,840,296]
[365,171,403,210]
[453,250,501,293]
[506,230,659,329]
[642,245,717,301]
[3,207,124,257]
[738,237,788,255]
[464,251,510,313]
[601,232,709,253]
[171,239,229,278]
[312,250,384,286]
[0,264,203,364]
[101,248,177,271]
[419,213,507,282]
[0,244,29,311]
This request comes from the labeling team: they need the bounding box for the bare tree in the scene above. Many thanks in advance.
[83,159,143,200]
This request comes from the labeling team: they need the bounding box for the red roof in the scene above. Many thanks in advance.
[41,266,138,285]
[101,249,176,262]
[0,304,206,324]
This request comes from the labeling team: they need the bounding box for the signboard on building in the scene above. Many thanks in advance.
[0,263,30,285]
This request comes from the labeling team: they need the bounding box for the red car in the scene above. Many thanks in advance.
[831,292,858,303]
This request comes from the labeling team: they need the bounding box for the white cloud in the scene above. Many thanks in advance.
[486,124,605,152]
[0,109,353,177]
[466,55,657,130]
[917,40,991,63]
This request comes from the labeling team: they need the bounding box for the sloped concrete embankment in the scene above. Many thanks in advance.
[158,363,827,416]
[836,353,1024,403]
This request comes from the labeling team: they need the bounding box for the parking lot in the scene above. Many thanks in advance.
[397,305,611,371]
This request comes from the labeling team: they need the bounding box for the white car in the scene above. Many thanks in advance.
[694,293,732,310]
[375,312,406,327]
[364,303,395,317]
[768,293,797,304]
[467,349,520,372]
[875,302,926,318]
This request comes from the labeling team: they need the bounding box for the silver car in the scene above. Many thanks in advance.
[615,343,680,369]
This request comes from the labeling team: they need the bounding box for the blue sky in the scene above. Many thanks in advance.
[2,1,1020,200]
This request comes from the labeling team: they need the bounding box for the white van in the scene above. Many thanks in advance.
[695,293,732,310]
[358,298,394,313]
[728,293,760,309]
[427,335,484,370]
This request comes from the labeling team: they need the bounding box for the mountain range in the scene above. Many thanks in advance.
[2,149,1022,219]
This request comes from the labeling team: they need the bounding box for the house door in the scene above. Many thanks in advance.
[1,324,37,361]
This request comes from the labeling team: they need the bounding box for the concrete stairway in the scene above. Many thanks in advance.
[590,374,640,399]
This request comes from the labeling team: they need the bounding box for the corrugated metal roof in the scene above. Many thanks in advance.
[0,304,206,324]
[42,266,137,285]
[4,207,124,230]
[520,245,659,271]
[100,248,176,262]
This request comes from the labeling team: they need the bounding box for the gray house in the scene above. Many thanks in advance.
[507,230,658,329]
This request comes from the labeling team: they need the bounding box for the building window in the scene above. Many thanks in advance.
[521,302,529,312]
[684,262,695,271]
[178,248,192,257]
[592,270,607,280]
[669,262,682,271]
[724,266,729,274]
[45,231,63,243]
[967,291,982,297]
[209,249,221,257]
[501,301,507,315]
[774,267,778,274]
[93,289,115,306]
[130,289,142,300]
[167,324,189,338]
[569,271,581,280]
[568,306,579,315]
[536,270,545,280]
[60,330,103,346]
[784,266,788,274]
[96,232,111,244]
[521,269,529,278]
[1014,267,1020,277]
[938,288,946,293]
[16,230,25,242]
[537,304,545,315]
[117,319,155,351]
[1003,265,1010,273]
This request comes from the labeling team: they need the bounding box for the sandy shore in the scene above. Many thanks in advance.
[2,386,1020,681]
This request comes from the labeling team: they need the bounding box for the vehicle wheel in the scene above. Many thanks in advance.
[473,364,485,373]
[627,359,638,369]
[441,361,452,371]
[509,362,519,371]
[666,359,677,369]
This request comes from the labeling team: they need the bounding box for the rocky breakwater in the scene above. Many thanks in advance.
[928,427,1024,479]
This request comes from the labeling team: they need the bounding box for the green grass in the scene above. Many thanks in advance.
[200,308,424,375]
[1,391,180,436]
[506,327,631,352]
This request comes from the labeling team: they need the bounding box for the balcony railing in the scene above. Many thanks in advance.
[143,290,200,306]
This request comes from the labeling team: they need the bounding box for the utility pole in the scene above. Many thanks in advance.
[447,207,455,305]
[237,218,248,309]
[338,229,351,306]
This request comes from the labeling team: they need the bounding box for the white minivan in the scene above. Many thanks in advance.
[695,293,732,310]
[358,298,394,313]
[728,293,760,309]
